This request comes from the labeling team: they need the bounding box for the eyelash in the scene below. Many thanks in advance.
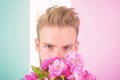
[45,45,53,49]
[44,45,72,51]
[64,46,72,51]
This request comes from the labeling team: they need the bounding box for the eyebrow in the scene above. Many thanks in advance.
[42,42,55,47]
[63,44,74,47]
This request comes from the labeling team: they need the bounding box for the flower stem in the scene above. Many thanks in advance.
[61,75,65,80]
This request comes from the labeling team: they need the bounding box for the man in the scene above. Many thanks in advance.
[35,6,80,65]
[23,6,95,80]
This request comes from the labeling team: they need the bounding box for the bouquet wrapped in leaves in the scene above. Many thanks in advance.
[24,52,96,80]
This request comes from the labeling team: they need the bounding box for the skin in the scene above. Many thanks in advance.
[35,26,79,64]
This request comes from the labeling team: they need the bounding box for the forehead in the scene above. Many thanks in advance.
[39,26,77,46]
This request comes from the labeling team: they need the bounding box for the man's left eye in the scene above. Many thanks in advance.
[64,46,72,51]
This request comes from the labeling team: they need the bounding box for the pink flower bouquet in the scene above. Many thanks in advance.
[24,52,96,80]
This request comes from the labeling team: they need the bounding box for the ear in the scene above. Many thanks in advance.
[35,38,40,53]
[75,41,79,51]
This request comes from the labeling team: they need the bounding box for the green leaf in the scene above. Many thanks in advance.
[31,66,48,79]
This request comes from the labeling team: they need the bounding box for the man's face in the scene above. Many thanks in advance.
[35,26,79,63]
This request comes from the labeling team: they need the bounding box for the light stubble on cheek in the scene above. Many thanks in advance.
[39,46,51,62]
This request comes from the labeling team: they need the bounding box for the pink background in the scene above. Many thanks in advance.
[71,0,120,80]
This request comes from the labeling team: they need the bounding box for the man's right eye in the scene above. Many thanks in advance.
[45,45,53,49]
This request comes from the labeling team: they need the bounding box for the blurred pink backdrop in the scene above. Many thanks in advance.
[71,0,120,80]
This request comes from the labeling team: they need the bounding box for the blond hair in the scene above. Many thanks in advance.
[37,6,80,40]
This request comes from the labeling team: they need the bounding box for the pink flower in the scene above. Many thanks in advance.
[25,72,37,80]
[49,58,67,78]
[68,70,84,80]
[65,52,83,67]
[83,71,96,80]
[41,57,58,70]
[44,77,49,80]
[68,72,83,80]
[62,65,72,78]
[65,52,84,76]
[25,52,96,80]
[73,72,81,80]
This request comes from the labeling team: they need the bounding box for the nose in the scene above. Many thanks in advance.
[52,48,64,58]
